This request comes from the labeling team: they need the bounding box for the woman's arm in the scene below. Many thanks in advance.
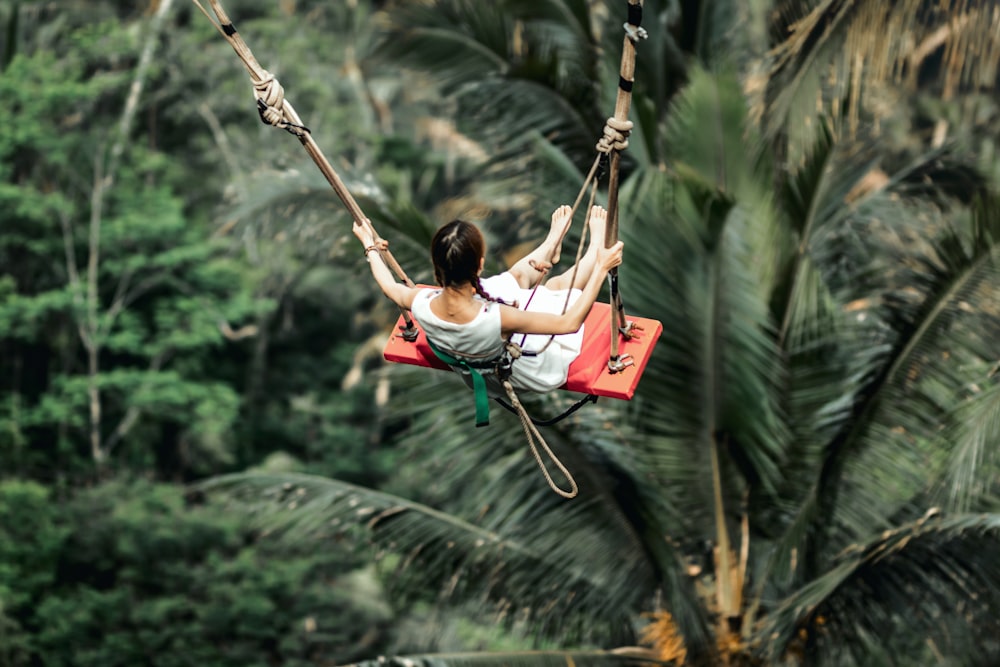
[500,240,623,337]
[354,221,420,310]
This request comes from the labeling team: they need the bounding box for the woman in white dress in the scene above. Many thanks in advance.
[354,205,624,398]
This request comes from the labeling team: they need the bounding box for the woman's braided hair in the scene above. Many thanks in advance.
[431,220,513,306]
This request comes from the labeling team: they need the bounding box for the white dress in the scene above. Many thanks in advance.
[409,272,585,395]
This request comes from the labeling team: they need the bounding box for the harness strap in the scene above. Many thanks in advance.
[425,338,497,428]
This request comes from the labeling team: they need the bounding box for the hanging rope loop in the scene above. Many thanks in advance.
[502,380,579,499]
[596,117,634,154]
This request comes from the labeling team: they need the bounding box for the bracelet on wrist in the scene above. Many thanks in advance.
[364,245,380,261]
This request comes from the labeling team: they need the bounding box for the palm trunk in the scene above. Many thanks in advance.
[710,433,736,659]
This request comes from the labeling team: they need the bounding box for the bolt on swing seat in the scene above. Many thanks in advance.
[382,293,662,400]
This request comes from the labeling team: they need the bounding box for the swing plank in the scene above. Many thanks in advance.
[382,301,662,400]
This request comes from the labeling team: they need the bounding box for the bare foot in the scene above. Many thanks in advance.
[587,205,608,246]
[545,204,573,265]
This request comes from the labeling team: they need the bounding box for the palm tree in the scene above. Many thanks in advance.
[203,0,1000,664]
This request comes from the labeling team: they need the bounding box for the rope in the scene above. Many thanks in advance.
[596,117,634,154]
[602,0,647,369]
[502,379,579,499]
[494,393,598,426]
[190,0,418,339]
[515,160,602,355]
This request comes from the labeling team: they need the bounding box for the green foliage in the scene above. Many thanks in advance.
[0,479,393,667]
[0,480,64,666]
[0,1,415,664]
[0,15,266,476]
[5,1,1000,665]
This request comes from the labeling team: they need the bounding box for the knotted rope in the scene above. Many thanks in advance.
[596,117,634,154]
[253,72,309,136]
[190,0,418,338]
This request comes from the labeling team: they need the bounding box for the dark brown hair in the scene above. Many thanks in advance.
[431,220,510,305]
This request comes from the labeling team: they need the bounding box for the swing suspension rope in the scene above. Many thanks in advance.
[190,0,421,342]
[191,0,647,499]
[514,0,648,373]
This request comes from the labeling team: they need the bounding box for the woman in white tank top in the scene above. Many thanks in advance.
[356,205,623,395]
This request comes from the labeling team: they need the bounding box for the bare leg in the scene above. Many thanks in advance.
[545,205,607,292]
[507,204,573,289]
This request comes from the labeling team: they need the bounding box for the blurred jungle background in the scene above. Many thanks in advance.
[3,0,1000,665]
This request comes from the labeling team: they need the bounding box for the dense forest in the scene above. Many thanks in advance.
[3,0,1000,665]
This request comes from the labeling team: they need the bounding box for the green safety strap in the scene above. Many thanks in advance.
[425,338,494,428]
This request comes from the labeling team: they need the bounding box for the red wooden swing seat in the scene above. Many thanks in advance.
[382,299,662,400]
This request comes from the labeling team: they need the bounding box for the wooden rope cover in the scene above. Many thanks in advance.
[601,0,647,369]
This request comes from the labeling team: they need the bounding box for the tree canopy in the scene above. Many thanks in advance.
[2,0,1000,665]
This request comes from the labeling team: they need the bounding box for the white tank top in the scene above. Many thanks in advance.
[408,274,584,394]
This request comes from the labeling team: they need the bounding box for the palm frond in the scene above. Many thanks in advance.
[774,122,871,347]
[827,194,1000,529]
[691,0,771,68]
[379,0,605,169]
[664,66,767,203]
[456,77,598,168]
[215,147,473,283]
[627,70,788,500]
[935,378,1000,512]
[219,167,356,262]
[371,352,719,654]
[761,129,922,546]
[201,466,650,643]
[345,648,662,667]
[274,355,696,646]
[377,1,515,95]
[768,187,1000,588]
[762,512,1000,664]
[756,0,1000,159]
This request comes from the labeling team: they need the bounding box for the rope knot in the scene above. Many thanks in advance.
[254,70,310,136]
[504,341,524,360]
[596,117,634,154]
